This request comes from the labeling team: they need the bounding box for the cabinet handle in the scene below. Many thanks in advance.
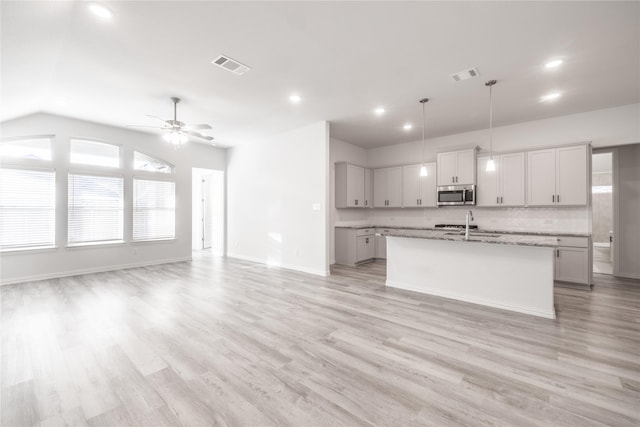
[497,196,499,204]
[557,195,560,203]
[366,237,369,244]
[557,249,560,258]
[355,200,358,206]
[552,195,555,203]
[365,200,368,206]
[452,176,455,183]
[419,199,422,205]
[500,196,503,204]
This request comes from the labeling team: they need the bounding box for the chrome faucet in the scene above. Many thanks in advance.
[465,210,474,240]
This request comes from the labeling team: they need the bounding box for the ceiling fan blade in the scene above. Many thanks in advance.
[183,130,214,141]
[183,124,212,130]
[146,114,169,124]
[127,125,167,129]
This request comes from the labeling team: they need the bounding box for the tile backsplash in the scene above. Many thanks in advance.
[336,206,590,234]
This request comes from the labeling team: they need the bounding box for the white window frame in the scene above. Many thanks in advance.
[69,137,122,170]
[132,176,176,242]
[0,165,56,252]
[0,134,55,166]
[67,170,124,247]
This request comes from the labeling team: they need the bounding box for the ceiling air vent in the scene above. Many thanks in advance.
[449,67,480,82]
[211,55,251,75]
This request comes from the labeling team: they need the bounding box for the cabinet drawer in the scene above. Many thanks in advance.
[376,228,392,234]
[556,236,589,248]
[356,228,374,236]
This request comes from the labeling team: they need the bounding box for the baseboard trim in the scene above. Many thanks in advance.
[0,256,193,286]
[226,253,329,277]
[385,280,556,320]
[616,271,640,280]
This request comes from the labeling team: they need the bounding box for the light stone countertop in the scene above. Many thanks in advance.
[379,229,558,248]
[335,224,590,238]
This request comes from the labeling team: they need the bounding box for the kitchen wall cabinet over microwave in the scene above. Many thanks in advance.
[437,148,477,186]
[527,145,588,207]
[335,162,372,208]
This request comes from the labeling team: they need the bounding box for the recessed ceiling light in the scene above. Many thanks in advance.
[374,107,385,115]
[540,92,562,102]
[403,123,413,131]
[88,2,113,19]
[289,94,302,104]
[545,59,564,69]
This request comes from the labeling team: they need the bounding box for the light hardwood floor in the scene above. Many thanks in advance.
[2,254,639,426]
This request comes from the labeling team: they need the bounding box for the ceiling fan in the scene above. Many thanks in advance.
[129,97,214,145]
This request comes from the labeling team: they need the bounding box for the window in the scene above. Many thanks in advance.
[0,168,55,250]
[68,174,123,245]
[133,179,175,241]
[134,151,173,173]
[1,136,52,161]
[70,139,120,168]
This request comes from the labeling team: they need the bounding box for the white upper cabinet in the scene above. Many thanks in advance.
[437,148,476,186]
[477,156,500,206]
[374,167,402,207]
[527,149,556,206]
[527,145,588,206]
[402,163,436,207]
[364,168,373,208]
[556,145,588,206]
[335,162,365,208]
[477,152,525,207]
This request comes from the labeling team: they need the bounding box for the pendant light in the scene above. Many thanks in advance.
[419,98,429,177]
[485,80,497,172]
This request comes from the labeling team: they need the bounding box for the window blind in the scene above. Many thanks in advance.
[133,179,175,241]
[0,168,55,250]
[68,174,123,244]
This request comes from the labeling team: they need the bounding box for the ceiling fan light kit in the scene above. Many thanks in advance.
[130,97,214,147]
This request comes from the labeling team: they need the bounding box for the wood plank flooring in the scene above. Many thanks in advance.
[2,254,639,426]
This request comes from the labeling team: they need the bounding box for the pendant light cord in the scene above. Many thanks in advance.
[419,98,428,165]
[486,80,497,160]
[421,101,425,164]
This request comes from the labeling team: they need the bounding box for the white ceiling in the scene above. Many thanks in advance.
[2,1,639,148]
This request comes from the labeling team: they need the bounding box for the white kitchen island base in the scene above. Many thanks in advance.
[385,236,556,319]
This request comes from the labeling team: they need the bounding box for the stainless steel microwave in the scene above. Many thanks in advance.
[437,185,476,206]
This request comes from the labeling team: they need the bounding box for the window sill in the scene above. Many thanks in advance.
[0,246,58,254]
[132,238,176,244]
[66,240,125,249]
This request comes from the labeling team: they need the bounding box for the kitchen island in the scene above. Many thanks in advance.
[382,231,558,319]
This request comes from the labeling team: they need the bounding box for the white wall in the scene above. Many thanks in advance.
[367,103,640,168]
[0,113,226,284]
[617,144,640,279]
[329,104,640,257]
[226,121,329,276]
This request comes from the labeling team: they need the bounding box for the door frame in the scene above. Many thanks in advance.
[592,147,618,276]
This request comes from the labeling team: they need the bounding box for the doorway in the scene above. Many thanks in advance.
[591,151,614,275]
[192,168,224,255]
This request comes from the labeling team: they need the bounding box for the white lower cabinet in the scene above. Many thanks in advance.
[554,236,591,286]
[356,235,376,262]
[375,233,387,259]
[335,228,375,266]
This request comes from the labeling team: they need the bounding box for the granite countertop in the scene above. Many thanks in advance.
[379,229,558,248]
[335,224,590,238]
